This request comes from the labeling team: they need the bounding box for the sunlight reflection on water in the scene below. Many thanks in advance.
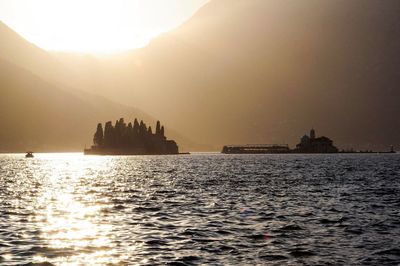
[0,153,399,265]
[26,154,123,265]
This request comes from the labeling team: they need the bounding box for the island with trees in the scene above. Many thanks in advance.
[84,118,179,155]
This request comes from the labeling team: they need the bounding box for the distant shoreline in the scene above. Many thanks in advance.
[0,151,397,155]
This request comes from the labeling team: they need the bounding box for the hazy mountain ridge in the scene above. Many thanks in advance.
[57,0,400,150]
[2,0,400,151]
[0,56,146,151]
[0,21,196,152]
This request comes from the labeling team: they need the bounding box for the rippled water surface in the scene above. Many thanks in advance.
[1,153,400,265]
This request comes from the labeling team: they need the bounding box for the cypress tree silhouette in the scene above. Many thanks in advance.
[139,120,147,138]
[93,123,104,146]
[116,118,126,147]
[134,118,139,133]
[113,120,119,147]
[156,121,161,135]
[160,126,165,137]
[104,121,113,147]
[124,122,133,147]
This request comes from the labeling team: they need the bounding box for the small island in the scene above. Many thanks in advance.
[222,128,396,154]
[84,118,179,155]
[222,128,338,154]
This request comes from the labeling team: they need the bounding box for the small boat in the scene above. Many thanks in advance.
[25,151,34,158]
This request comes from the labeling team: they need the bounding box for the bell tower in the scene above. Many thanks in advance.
[310,128,316,140]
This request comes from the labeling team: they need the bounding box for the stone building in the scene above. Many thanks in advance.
[295,128,338,153]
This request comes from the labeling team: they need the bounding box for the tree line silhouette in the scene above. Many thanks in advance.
[88,118,178,154]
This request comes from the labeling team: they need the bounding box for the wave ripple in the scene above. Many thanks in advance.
[0,153,399,265]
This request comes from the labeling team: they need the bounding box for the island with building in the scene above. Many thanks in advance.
[294,128,338,153]
[222,128,395,154]
[222,128,338,154]
[84,118,179,155]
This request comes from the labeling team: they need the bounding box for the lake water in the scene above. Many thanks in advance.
[0,153,399,265]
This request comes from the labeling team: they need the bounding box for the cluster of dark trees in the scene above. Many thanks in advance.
[90,118,178,154]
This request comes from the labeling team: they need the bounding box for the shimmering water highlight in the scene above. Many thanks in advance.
[1,153,399,265]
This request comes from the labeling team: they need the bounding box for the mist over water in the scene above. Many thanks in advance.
[1,153,399,265]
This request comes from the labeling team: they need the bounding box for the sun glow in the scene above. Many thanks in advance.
[0,0,207,53]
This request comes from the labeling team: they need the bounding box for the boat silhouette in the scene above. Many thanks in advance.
[25,151,34,158]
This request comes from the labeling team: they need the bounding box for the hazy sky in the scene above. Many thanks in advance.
[0,0,208,53]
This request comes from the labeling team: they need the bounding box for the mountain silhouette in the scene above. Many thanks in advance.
[3,0,400,151]
[0,21,194,152]
[55,0,400,150]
